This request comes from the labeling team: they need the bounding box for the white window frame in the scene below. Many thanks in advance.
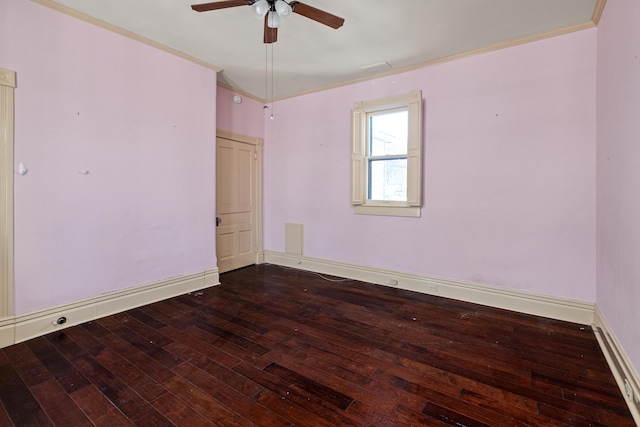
[351,90,422,217]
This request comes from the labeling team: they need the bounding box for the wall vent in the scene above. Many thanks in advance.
[285,223,303,256]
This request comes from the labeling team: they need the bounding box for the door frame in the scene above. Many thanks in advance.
[0,68,16,319]
[216,129,264,268]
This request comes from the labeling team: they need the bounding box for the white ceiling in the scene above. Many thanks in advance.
[41,0,600,100]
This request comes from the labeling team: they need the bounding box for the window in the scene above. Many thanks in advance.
[351,90,422,217]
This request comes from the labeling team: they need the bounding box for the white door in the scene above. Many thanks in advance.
[216,137,257,273]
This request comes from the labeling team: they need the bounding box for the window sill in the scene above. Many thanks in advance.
[353,205,421,218]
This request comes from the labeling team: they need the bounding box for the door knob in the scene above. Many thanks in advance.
[216,217,222,227]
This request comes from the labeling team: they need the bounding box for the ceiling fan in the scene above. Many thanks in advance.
[191,0,345,44]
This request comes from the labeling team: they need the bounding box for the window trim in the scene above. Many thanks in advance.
[351,90,422,217]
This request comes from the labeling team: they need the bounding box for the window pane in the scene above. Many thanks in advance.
[369,110,408,156]
[369,159,407,201]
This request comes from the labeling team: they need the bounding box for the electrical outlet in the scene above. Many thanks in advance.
[388,279,398,286]
[427,283,438,293]
[624,379,634,401]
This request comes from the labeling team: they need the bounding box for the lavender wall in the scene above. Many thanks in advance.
[596,0,640,372]
[0,0,604,333]
[264,29,597,302]
[216,86,265,138]
[1,0,218,314]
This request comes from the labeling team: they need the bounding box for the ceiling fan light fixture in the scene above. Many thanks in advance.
[252,0,270,18]
[191,0,345,43]
[274,0,292,17]
[267,10,281,28]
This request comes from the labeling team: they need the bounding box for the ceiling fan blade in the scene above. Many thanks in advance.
[191,0,249,12]
[290,2,344,29]
[264,15,278,43]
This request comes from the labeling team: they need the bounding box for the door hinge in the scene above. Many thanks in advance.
[254,151,257,160]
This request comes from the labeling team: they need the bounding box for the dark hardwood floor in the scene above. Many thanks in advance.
[0,264,635,426]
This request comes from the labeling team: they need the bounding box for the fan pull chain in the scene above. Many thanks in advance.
[270,43,275,120]
[264,44,268,112]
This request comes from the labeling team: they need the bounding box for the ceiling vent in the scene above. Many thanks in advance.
[360,62,392,74]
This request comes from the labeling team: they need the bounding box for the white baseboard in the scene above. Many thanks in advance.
[265,251,595,325]
[264,251,595,324]
[0,317,14,348]
[593,308,640,425]
[0,269,219,348]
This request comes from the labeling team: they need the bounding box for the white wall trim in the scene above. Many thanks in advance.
[0,68,16,320]
[0,269,219,348]
[0,317,14,349]
[263,251,595,325]
[593,307,640,425]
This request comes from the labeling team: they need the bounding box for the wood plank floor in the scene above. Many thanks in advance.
[0,264,635,426]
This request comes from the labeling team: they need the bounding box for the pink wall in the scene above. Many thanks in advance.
[216,86,265,138]
[265,29,597,301]
[1,0,218,314]
[596,0,640,373]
